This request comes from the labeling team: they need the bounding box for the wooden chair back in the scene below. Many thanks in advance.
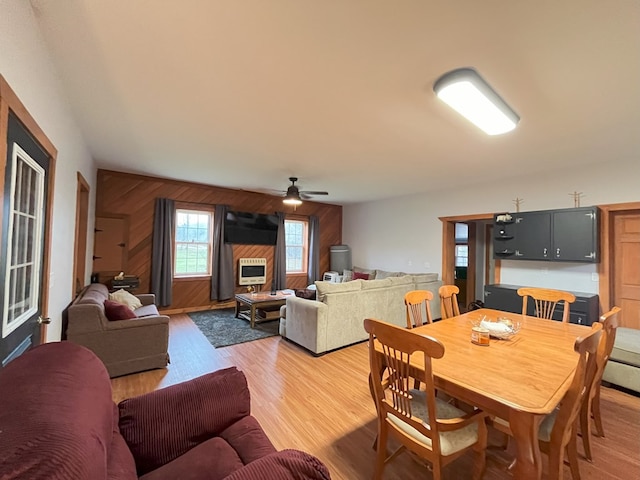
[404,290,434,328]
[580,306,621,460]
[517,287,576,323]
[596,306,621,374]
[544,322,602,480]
[364,318,487,480]
[439,285,460,319]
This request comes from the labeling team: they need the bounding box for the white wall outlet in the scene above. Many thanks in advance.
[424,262,431,269]
[407,260,412,266]
[591,272,599,282]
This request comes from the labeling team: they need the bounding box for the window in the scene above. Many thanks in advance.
[174,209,213,277]
[455,245,468,267]
[2,144,45,337]
[454,222,469,267]
[285,219,308,273]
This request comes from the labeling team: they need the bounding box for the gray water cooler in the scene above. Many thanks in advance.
[330,245,352,272]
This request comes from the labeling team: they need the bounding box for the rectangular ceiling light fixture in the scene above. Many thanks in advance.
[434,68,519,135]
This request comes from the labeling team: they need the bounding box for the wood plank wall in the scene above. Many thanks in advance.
[95,169,342,312]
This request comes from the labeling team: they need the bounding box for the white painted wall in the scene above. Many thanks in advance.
[344,157,639,296]
[1,0,96,341]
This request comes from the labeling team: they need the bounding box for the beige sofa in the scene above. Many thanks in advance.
[279,273,442,355]
[65,283,170,377]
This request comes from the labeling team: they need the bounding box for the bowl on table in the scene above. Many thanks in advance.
[471,315,521,339]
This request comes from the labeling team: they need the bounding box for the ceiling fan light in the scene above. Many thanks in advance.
[434,68,519,135]
[283,194,302,206]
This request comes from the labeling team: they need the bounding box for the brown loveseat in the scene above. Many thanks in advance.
[66,283,169,377]
[0,342,331,480]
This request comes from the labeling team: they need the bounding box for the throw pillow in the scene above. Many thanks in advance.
[109,289,143,310]
[353,266,376,279]
[104,299,137,321]
[342,269,353,282]
[352,271,370,280]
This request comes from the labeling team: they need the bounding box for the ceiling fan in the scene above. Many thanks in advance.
[281,177,328,205]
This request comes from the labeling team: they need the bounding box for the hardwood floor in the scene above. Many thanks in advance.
[111,314,640,480]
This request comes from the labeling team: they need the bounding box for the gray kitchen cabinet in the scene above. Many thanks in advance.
[493,206,599,263]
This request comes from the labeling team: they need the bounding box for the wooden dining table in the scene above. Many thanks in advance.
[372,308,591,480]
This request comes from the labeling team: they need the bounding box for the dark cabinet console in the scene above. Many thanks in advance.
[483,284,599,326]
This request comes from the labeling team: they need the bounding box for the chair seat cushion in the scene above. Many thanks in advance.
[610,327,640,368]
[218,415,277,464]
[139,437,244,480]
[223,450,331,480]
[387,390,478,456]
[493,408,558,443]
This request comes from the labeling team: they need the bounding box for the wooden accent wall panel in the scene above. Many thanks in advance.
[95,170,342,311]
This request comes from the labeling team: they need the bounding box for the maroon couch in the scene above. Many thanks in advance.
[0,342,331,480]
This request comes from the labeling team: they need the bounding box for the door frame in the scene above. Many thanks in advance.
[73,172,90,294]
[597,201,640,312]
[0,75,57,345]
[439,212,498,307]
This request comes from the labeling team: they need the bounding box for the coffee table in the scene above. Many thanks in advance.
[234,292,290,328]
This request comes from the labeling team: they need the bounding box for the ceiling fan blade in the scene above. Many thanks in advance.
[300,191,329,195]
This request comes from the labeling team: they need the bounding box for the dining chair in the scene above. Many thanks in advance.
[517,287,577,323]
[579,306,621,461]
[439,285,460,319]
[364,318,488,480]
[491,322,603,480]
[404,290,434,329]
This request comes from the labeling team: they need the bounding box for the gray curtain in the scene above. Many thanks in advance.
[211,204,235,301]
[308,215,320,285]
[151,198,175,307]
[273,212,287,290]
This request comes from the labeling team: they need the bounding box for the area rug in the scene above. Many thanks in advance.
[188,308,280,348]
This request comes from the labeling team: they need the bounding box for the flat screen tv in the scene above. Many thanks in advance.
[224,210,278,245]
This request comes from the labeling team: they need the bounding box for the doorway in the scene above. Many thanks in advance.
[0,76,57,366]
[600,202,640,329]
[440,213,497,311]
[73,173,90,295]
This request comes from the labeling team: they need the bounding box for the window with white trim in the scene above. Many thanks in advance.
[285,219,308,273]
[174,209,213,277]
[2,144,45,338]
[455,245,469,267]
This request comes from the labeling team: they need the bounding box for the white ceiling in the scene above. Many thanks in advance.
[30,1,640,205]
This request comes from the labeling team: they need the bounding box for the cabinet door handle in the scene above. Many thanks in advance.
[515,250,523,256]
[584,252,595,259]
[556,248,561,257]
[543,248,548,257]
